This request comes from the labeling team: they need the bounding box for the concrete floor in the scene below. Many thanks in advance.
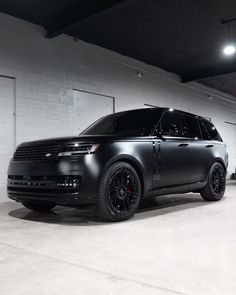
[0,182,236,295]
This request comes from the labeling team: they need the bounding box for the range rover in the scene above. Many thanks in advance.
[7,107,228,221]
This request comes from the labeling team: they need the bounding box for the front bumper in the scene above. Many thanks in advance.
[7,156,101,206]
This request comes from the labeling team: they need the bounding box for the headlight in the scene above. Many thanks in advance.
[58,143,100,157]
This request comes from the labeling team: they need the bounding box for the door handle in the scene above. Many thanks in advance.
[205,144,214,148]
[178,143,189,147]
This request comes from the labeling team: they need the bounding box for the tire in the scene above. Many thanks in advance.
[96,162,142,221]
[22,201,55,212]
[201,162,226,201]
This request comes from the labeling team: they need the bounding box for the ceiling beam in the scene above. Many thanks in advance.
[46,0,138,39]
[181,61,236,82]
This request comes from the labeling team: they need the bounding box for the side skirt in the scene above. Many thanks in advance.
[147,181,207,198]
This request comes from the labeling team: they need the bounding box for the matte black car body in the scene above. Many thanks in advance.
[7,107,228,220]
[8,135,156,205]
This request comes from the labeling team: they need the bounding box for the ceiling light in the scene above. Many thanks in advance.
[223,44,236,56]
[221,19,236,56]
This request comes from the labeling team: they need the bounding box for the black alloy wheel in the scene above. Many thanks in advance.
[201,162,226,201]
[97,162,142,221]
[210,165,226,196]
[108,167,139,215]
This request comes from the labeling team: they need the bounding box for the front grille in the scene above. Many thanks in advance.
[13,143,63,161]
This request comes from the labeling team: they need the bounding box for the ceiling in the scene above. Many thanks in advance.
[0,0,236,97]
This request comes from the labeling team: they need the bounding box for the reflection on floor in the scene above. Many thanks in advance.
[0,181,236,295]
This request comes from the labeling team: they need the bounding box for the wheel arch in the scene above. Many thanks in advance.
[100,154,145,196]
[214,158,227,172]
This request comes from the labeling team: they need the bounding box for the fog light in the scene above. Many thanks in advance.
[56,176,80,188]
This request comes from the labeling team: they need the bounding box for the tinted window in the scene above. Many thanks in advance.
[198,119,210,140]
[184,116,201,139]
[158,112,185,137]
[204,120,222,141]
[81,109,163,136]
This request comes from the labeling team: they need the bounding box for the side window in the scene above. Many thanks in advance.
[159,112,185,137]
[198,119,211,140]
[184,115,201,140]
[204,120,222,142]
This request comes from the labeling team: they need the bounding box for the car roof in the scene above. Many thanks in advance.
[114,107,211,123]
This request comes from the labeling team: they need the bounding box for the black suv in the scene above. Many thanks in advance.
[8,107,228,221]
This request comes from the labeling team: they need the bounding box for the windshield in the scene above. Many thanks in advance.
[81,108,164,136]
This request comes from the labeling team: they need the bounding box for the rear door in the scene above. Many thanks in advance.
[184,115,214,184]
[153,110,191,189]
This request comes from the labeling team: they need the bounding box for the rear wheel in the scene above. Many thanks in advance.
[22,201,55,212]
[96,162,142,221]
[201,162,226,201]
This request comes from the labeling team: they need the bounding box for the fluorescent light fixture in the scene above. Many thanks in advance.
[169,108,174,112]
[223,44,236,56]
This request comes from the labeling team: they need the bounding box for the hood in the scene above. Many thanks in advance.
[19,135,151,147]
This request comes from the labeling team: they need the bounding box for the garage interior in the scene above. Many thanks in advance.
[0,0,236,294]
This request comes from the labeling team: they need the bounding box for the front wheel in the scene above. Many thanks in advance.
[22,201,55,212]
[201,162,226,201]
[96,162,142,221]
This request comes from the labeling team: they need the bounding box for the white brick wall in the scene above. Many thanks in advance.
[0,12,235,203]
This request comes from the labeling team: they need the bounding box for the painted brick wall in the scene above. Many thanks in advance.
[0,12,235,202]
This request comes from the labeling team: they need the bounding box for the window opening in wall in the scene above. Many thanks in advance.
[73,89,115,134]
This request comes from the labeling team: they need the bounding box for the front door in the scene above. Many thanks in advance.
[153,111,191,190]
